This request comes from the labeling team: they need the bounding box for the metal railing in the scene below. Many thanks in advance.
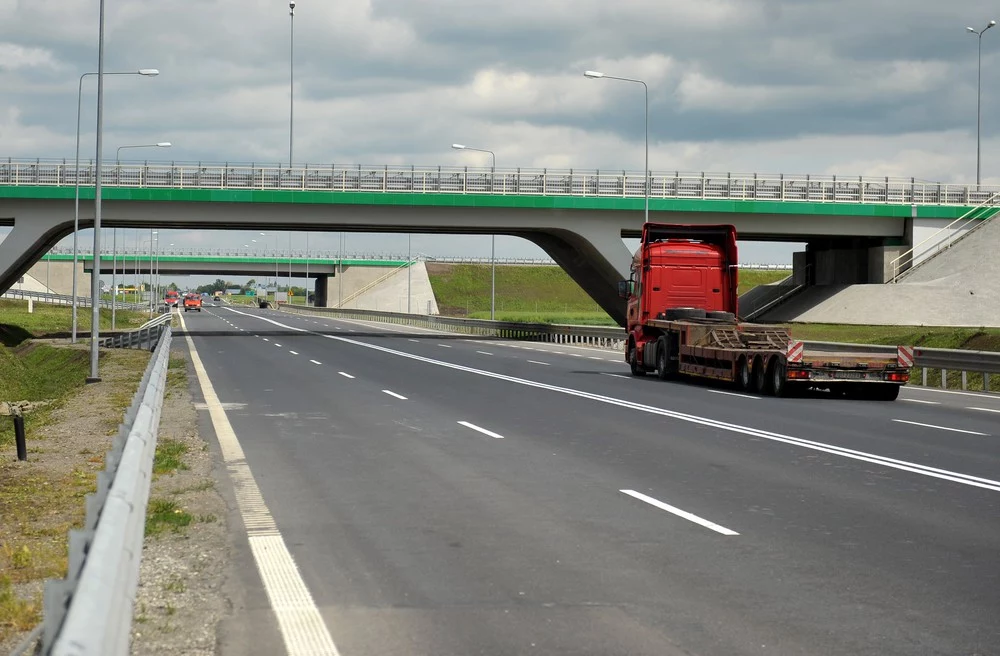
[740,266,810,322]
[30,326,172,655]
[99,312,172,350]
[1,288,146,310]
[279,306,1000,392]
[890,193,1000,282]
[3,159,999,205]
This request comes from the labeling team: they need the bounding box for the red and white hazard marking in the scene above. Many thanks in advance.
[786,340,805,363]
[897,345,915,367]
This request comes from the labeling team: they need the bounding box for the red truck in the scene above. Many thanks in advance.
[163,290,180,309]
[621,223,911,400]
[183,293,203,312]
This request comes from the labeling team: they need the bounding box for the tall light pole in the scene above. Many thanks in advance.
[111,143,171,329]
[71,67,158,343]
[968,20,996,186]
[289,0,295,167]
[88,0,108,383]
[584,70,649,224]
[451,144,497,320]
[407,233,412,313]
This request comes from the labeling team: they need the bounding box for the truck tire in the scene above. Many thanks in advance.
[628,341,646,377]
[737,356,752,391]
[770,359,788,397]
[706,311,736,321]
[655,337,672,380]
[753,356,772,395]
[874,384,900,401]
[665,307,706,320]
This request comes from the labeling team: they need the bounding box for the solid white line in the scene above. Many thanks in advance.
[905,386,1000,400]
[438,344,452,348]
[310,360,322,365]
[176,311,341,655]
[901,398,940,405]
[892,419,988,436]
[620,490,739,536]
[223,308,1000,493]
[968,406,1000,414]
[527,360,550,366]
[707,389,759,400]
[338,371,354,378]
[601,373,631,379]
[288,351,299,355]
[382,389,407,400]
[476,351,493,356]
[457,421,504,439]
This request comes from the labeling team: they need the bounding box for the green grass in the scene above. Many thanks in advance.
[785,324,1000,352]
[144,498,193,537]
[738,269,791,295]
[152,439,189,476]
[0,299,148,347]
[0,574,41,638]
[467,310,619,326]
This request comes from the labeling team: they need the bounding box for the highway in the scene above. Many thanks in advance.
[177,306,1000,656]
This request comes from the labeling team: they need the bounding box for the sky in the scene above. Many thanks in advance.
[2,0,999,283]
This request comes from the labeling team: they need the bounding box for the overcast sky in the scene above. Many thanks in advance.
[3,0,999,277]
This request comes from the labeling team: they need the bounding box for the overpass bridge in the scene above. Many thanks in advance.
[2,159,996,324]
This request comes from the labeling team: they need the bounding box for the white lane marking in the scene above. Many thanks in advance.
[225,308,1000,493]
[569,353,583,357]
[338,371,354,378]
[274,343,283,347]
[409,339,419,343]
[601,373,631,379]
[969,406,1000,414]
[310,360,322,365]
[457,421,504,439]
[262,337,270,341]
[382,389,407,400]
[892,419,988,436]
[438,344,452,348]
[620,490,739,536]
[177,311,341,656]
[476,351,493,356]
[905,387,1000,400]
[901,398,940,405]
[527,360,550,366]
[707,389,759,400]
[588,356,604,361]
[289,351,299,355]
[335,326,342,330]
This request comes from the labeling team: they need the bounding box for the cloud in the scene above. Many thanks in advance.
[0,43,60,71]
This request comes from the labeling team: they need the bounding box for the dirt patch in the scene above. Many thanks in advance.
[130,346,231,655]
[0,346,149,653]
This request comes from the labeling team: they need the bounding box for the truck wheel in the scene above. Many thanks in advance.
[737,357,752,391]
[655,338,672,380]
[770,360,788,397]
[753,356,773,395]
[628,342,647,377]
[874,385,900,401]
[665,307,706,320]
[706,311,735,321]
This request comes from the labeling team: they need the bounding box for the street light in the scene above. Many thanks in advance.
[584,70,649,224]
[71,67,159,344]
[111,142,171,330]
[968,20,997,186]
[289,0,295,167]
[451,143,497,320]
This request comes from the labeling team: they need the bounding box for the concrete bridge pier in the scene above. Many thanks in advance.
[0,205,70,296]
[793,237,908,286]
[313,274,330,308]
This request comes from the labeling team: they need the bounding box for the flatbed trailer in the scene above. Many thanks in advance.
[630,315,910,400]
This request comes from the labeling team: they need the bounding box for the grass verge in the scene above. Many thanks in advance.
[153,439,189,476]
[145,498,194,537]
[0,299,149,347]
[786,324,1000,352]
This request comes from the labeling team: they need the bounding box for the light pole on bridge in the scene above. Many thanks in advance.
[451,144,497,320]
[967,20,996,186]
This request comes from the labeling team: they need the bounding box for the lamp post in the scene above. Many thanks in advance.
[967,20,997,186]
[88,0,108,383]
[111,142,171,329]
[451,143,497,320]
[71,67,158,344]
[289,0,295,167]
[584,70,649,224]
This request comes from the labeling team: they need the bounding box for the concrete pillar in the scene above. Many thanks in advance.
[314,274,330,308]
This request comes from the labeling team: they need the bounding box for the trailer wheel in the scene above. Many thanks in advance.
[665,307,707,320]
[737,357,752,391]
[655,337,672,380]
[873,384,901,401]
[770,360,788,397]
[628,341,646,377]
[753,356,772,395]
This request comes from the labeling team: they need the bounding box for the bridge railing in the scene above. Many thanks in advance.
[3,159,999,205]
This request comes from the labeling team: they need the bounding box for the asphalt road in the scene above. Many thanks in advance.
[178,306,1000,656]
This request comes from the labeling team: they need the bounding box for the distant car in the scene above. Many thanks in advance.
[164,290,180,309]
[213,296,221,303]
[183,293,202,312]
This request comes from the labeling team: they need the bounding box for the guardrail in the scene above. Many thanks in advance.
[99,312,172,350]
[1,288,146,310]
[3,159,999,205]
[279,306,999,393]
[8,326,173,656]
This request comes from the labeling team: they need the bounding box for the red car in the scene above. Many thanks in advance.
[183,293,202,312]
